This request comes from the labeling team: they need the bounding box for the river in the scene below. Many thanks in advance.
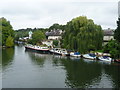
[2,45,120,88]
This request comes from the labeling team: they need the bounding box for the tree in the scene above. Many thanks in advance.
[53,40,59,47]
[63,16,103,53]
[103,40,120,58]
[114,18,120,42]
[49,23,65,31]
[0,17,14,46]
[28,31,45,45]
[6,36,14,47]
[15,28,48,41]
[0,33,2,46]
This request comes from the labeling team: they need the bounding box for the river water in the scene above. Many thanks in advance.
[2,45,120,88]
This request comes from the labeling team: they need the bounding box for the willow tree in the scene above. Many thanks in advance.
[63,16,103,53]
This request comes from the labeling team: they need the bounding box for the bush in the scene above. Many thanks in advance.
[6,36,14,47]
[53,40,59,47]
[103,40,120,58]
[30,31,45,45]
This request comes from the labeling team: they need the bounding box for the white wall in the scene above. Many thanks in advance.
[42,41,53,46]
[48,36,62,40]
[103,36,114,41]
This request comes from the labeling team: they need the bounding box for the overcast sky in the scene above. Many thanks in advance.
[0,0,119,30]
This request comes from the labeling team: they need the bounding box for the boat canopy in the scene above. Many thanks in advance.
[74,52,80,55]
[103,56,109,59]
[89,53,96,57]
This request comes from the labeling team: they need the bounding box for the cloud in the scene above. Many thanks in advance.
[0,0,118,30]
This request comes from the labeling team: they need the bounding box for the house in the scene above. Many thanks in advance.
[103,28,114,45]
[103,28,114,41]
[45,29,63,40]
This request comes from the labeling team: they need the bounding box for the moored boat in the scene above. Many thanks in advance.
[98,56,112,62]
[114,59,120,63]
[83,53,96,60]
[70,52,81,57]
[25,44,50,53]
[49,48,69,56]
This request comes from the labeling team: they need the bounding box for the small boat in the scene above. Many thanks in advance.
[70,52,81,57]
[49,48,69,56]
[98,56,112,62]
[114,59,120,63]
[25,44,50,53]
[83,53,96,60]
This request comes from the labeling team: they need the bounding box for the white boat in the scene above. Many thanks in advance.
[70,52,81,57]
[98,56,112,62]
[49,48,69,56]
[83,53,96,60]
[25,44,50,52]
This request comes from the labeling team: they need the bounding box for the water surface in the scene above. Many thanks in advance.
[2,45,120,88]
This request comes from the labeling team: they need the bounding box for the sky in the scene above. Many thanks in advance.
[0,0,119,30]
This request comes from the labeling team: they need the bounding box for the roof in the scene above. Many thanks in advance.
[103,28,114,36]
[45,29,63,36]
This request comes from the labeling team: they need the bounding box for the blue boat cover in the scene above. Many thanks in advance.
[74,52,80,55]
[89,53,96,57]
[103,56,108,59]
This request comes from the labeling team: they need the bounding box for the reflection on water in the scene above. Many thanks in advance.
[2,45,120,88]
[26,50,46,67]
[61,58,102,88]
[0,48,2,89]
[2,48,15,68]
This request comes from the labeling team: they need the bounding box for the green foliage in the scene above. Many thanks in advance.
[0,33,2,46]
[53,40,59,47]
[49,23,65,31]
[40,44,47,47]
[114,18,120,42]
[103,40,120,58]
[0,17,15,47]
[62,16,103,53]
[28,31,45,45]
[27,39,33,44]
[6,36,14,47]
[15,28,48,41]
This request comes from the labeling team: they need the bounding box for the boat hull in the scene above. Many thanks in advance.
[49,51,70,56]
[25,46,50,53]
[83,54,96,60]
[98,57,112,62]
[49,49,70,56]
[70,54,81,57]
[70,52,81,57]
[114,59,120,63]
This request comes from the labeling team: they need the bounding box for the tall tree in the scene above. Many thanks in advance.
[0,17,14,46]
[114,18,120,42]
